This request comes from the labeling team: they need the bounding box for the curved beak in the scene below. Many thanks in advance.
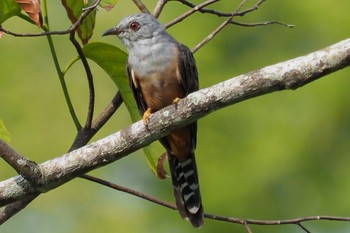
[102,27,120,37]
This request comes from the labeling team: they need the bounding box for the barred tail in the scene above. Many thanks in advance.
[168,152,204,228]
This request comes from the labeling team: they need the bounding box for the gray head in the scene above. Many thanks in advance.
[102,13,167,48]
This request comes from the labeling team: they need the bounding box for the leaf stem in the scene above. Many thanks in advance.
[42,0,81,130]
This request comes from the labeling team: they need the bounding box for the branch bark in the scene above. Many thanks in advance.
[1,38,350,207]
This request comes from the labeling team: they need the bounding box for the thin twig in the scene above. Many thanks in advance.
[190,0,293,53]
[230,20,294,28]
[132,0,150,13]
[91,91,123,131]
[79,172,350,230]
[173,0,266,17]
[0,0,101,37]
[153,0,168,18]
[234,0,265,16]
[69,32,95,129]
[192,17,231,53]
[297,222,311,233]
[79,174,176,210]
[165,0,219,28]
[244,221,253,233]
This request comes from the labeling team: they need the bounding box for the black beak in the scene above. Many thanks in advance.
[102,27,120,37]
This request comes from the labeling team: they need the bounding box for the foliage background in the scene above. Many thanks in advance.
[1,1,350,232]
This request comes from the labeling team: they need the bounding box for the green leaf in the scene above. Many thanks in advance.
[0,119,11,142]
[61,0,96,45]
[99,0,118,11]
[0,0,21,24]
[79,42,164,176]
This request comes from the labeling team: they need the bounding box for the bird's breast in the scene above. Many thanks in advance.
[129,44,185,111]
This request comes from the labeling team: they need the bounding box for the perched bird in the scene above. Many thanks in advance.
[103,13,203,227]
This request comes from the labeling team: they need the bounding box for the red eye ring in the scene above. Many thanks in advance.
[129,21,140,31]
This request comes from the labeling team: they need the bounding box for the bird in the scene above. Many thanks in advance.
[102,13,203,227]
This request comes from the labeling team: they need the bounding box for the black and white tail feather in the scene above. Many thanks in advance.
[168,151,204,228]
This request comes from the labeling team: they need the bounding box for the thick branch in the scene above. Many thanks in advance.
[1,38,350,206]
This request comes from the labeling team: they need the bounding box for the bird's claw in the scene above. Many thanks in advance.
[173,97,181,109]
[143,108,152,125]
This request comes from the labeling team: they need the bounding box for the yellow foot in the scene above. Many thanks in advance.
[173,97,181,104]
[143,108,152,125]
[173,97,181,109]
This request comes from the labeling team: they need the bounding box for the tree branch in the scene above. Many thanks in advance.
[1,38,349,207]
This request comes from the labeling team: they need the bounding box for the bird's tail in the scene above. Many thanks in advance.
[168,152,204,228]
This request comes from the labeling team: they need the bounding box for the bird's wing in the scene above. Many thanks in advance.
[176,43,199,149]
[177,43,199,95]
[127,64,148,115]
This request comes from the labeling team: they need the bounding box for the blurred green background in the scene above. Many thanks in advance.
[1,1,350,232]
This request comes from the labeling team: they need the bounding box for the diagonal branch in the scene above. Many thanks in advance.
[132,0,150,13]
[153,0,168,18]
[1,38,349,207]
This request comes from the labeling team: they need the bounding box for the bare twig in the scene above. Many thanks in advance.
[165,0,219,28]
[170,0,292,53]
[234,0,265,16]
[192,16,231,53]
[297,222,311,233]
[80,172,350,232]
[153,0,168,18]
[0,0,101,37]
[173,0,266,17]
[244,221,253,233]
[80,174,176,210]
[230,20,294,28]
[132,0,150,13]
[69,32,95,129]
[91,91,123,131]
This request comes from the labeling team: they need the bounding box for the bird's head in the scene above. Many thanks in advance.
[102,13,166,47]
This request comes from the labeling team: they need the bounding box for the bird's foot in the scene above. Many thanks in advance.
[173,97,181,109]
[143,108,152,125]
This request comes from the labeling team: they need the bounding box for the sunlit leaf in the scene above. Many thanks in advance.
[16,0,43,27]
[0,0,21,24]
[99,0,118,11]
[61,0,96,45]
[80,42,165,176]
[0,119,11,142]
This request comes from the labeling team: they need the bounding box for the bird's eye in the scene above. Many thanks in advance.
[129,21,140,31]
